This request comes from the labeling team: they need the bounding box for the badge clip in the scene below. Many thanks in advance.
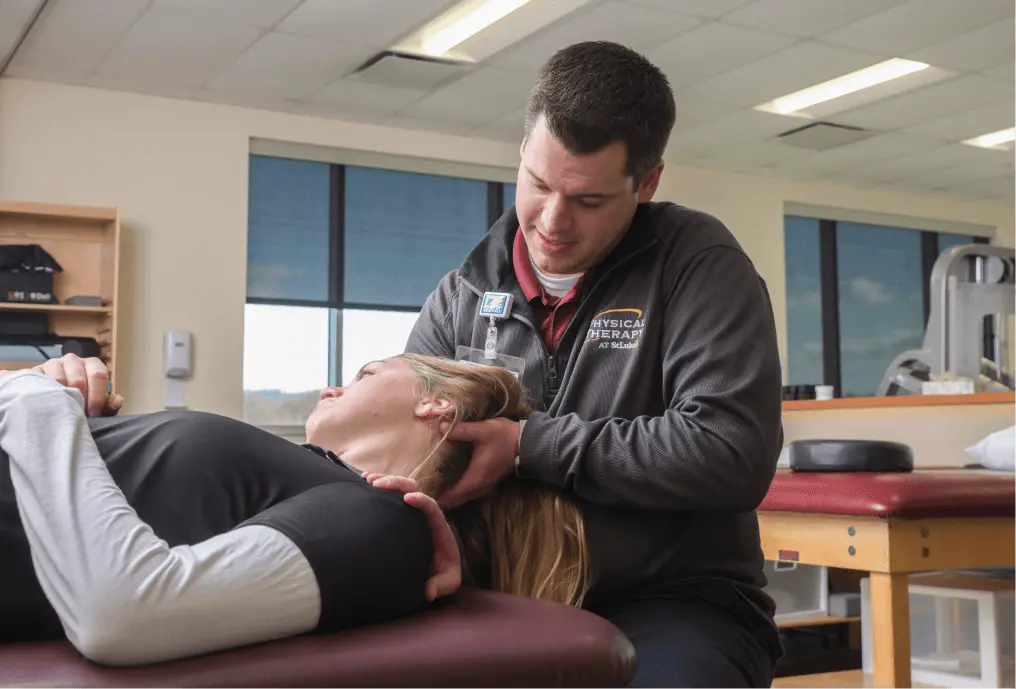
[478,292,513,360]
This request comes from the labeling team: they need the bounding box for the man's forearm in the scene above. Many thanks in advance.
[517,405,780,511]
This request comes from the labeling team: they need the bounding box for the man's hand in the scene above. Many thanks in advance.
[365,473,462,602]
[436,417,519,510]
[11,354,122,417]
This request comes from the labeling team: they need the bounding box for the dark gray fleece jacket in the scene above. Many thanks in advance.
[405,201,784,636]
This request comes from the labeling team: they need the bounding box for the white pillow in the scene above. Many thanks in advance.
[965,426,1016,472]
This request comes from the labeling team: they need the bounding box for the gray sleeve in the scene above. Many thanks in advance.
[0,371,321,666]
[405,270,460,358]
[518,246,784,512]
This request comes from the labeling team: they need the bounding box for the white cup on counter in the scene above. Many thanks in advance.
[815,385,835,400]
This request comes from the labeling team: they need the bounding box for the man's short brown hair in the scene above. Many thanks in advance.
[524,41,676,186]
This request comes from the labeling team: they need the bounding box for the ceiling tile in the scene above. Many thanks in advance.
[148,0,304,29]
[721,0,908,39]
[906,20,1014,73]
[395,67,535,128]
[471,107,526,143]
[984,62,1015,82]
[625,0,755,18]
[82,73,208,101]
[306,78,428,118]
[649,23,795,90]
[902,157,1014,190]
[769,132,941,175]
[820,0,1014,55]
[832,75,1010,130]
[688,140,810,171]
[841,144,997,182]
[7,0,149,78]
[0,0,44,66]
[190,88,298,114]
[950,176,1015,201]
[666,108,798,157]
[902,101,1014,141]
[673,97,743,131]
[490,1,702,72]
[275,0,453,49]
[93,9,262,87]
[680,41,887,107]
[205,33,372,100]
[382,114,477,137]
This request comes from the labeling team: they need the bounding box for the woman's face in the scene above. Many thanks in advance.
[304,357,429,449]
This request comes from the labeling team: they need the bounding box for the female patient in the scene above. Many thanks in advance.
[0,353,589,667]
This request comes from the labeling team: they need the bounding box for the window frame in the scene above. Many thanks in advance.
[245,156,511,391]
[793,216,991,395]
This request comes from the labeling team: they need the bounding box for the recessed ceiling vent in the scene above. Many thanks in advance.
[348,51,471,91]
[774,121,876,151]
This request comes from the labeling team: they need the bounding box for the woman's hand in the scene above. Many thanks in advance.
[12,354,122,417]
[365,474,462,602]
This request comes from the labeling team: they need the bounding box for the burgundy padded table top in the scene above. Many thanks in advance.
[0,589,635,688]
[760,469,1015,519]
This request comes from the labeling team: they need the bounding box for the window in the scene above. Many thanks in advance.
[783,217,823,387]
[344,167,489,308]
[783,215,989,397]
[503,182,517,211]
[244,154,513,425]
[247,156,331,301]
[836,222,925,398]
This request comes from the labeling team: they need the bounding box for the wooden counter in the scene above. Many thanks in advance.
[783,392,1014,412]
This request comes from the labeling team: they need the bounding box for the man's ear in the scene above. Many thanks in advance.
[636,163,664,203]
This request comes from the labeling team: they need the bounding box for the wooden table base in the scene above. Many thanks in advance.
[758,512,1015,688]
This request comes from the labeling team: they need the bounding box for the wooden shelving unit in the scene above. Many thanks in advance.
[0,201,120,379]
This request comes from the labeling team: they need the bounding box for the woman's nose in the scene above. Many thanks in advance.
[320,387,344,400]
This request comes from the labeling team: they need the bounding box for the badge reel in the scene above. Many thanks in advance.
[455,292,526,379]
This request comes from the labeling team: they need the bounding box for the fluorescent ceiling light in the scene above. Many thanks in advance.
[756,58,930,116]
[422,0,535,56]
[391,0,595,64]
[962,127,1016,150]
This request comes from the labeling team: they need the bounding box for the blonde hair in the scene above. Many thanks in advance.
[396,353,590,608]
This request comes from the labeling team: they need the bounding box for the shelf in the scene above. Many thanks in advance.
[0,201,117,223]
[0,302,111,314]
[772,669,944,688]
[0,199,119,383]
[778,613,860,629]
[784,392,1015,412]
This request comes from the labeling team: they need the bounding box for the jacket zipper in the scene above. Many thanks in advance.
[458,239,657,387]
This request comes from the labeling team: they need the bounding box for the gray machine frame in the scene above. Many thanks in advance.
[878,244,1015,396]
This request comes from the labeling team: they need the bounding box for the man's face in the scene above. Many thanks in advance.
[514,114,663,278]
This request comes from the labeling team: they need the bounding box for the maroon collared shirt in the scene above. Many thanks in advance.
[512,228,583,353]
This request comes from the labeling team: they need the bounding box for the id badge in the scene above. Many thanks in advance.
[455,345,526,379]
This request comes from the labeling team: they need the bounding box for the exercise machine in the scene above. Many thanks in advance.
[878,244,1015,396]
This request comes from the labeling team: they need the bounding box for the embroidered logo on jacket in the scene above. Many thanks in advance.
[584,308,645,350]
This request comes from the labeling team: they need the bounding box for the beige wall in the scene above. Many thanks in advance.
[0,77,1012,419]
[783,402,1015,468]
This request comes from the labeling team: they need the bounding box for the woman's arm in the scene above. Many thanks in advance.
[0,371,321,666]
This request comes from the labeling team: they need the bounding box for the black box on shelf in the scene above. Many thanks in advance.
[0,272,56,304]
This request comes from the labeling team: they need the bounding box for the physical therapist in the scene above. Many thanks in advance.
[405,41,786,687]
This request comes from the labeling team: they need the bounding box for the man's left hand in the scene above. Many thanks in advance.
[438,417,519,510]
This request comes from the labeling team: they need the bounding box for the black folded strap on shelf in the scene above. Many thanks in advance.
[0,244,63,273]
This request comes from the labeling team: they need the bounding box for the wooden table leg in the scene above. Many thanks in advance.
[870,572,911,688]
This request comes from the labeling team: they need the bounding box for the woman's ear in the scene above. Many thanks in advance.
[415,396,455,422]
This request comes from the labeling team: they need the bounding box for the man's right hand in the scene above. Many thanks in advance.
[7,354,122,417]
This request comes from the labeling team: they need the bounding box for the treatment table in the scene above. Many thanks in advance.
[0,587,636,687]
[759,468,1015,688]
